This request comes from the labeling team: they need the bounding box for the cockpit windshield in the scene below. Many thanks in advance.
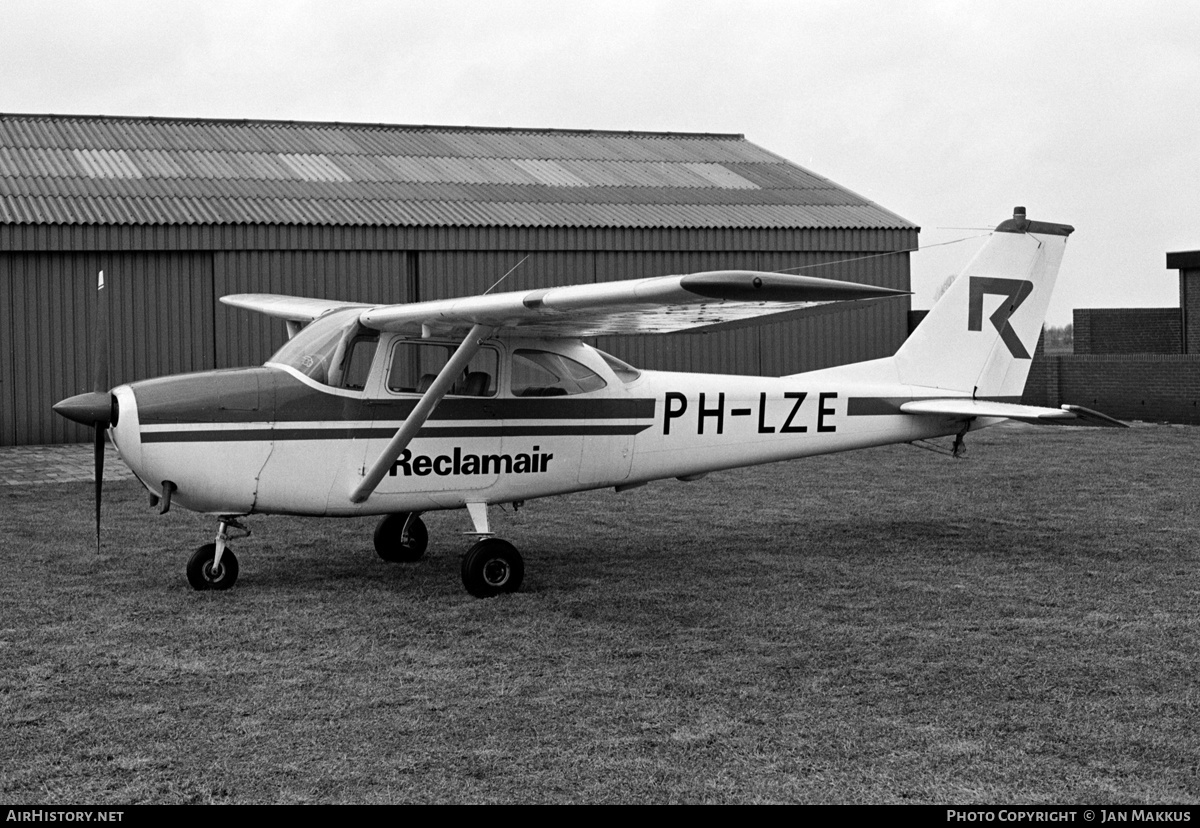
[267,309,378,389]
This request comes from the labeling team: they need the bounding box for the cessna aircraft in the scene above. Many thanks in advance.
[54,207,1123,597]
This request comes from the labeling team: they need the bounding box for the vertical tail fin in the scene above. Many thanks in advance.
[894,207,1073,398]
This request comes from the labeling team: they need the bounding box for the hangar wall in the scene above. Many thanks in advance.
[2,251,217,447]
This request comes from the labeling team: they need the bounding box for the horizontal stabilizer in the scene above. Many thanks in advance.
[900,398,1127,427]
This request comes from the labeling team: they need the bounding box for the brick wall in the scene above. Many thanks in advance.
[1023,348,1057,405]
[1073,308,1182,354]
[1023,354,1200,424]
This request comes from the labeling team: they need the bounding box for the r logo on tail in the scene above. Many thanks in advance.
[968,277,1034,359]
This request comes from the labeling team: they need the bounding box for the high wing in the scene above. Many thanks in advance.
[900,399,1128,427]
[357,270,907,338]
[220,294,372,322]
[220,294,373,338]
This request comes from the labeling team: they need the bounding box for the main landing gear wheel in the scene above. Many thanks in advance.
[374,513,429,562]
[187,543,239,591]
[461,538,524,598]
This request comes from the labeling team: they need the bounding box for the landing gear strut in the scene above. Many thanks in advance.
[187,517,249,590]
[952,420,972,458]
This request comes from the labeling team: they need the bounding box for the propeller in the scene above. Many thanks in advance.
[51,271,117,554]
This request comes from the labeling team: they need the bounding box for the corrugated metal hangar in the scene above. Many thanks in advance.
[0,113,917,446]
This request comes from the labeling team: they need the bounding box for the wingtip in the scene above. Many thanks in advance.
[680,270,908,302]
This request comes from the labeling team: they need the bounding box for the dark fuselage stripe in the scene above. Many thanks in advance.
[141,423,652,443]
[846,397,906,416]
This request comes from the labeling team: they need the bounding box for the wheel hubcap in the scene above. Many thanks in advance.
[482,558,510,587]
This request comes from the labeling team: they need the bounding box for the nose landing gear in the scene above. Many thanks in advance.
[186,517,249,591]
[373,512,429,562]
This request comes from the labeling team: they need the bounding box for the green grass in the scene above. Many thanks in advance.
[2,424,1198,803]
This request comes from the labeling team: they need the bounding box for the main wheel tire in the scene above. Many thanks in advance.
[186,543,239,591]
[374,513,428,562]
[461,538,524,598]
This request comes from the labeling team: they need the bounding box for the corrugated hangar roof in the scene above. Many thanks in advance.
[0,113,914,230]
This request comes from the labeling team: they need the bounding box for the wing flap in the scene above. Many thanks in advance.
[901,398,1128,427]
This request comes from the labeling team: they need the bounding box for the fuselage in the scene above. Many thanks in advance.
[108,334,972,517]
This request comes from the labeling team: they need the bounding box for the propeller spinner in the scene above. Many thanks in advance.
[51,271,117,553]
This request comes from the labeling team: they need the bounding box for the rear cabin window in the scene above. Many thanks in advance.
[388,341,498,397]
[511,349,607,397]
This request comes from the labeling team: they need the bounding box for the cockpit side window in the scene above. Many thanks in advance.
[387,341,498,397]
[511,349,607,397]
[267,309,379,390]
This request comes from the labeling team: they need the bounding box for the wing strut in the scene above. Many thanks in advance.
[349,324,495,504]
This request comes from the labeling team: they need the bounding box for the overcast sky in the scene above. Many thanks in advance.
[3,0,1197,324]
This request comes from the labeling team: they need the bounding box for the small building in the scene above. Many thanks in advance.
[1023,250,1200,423]
[0,113,917,446]
[1167,249,1200,354]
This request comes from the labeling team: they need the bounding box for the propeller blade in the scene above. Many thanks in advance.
[94,427,105,554]
[93,270,109,555]
[93,270,109,393]
[51,270,116,554]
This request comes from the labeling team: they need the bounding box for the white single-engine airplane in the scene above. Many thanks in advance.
[54,207,1124,597]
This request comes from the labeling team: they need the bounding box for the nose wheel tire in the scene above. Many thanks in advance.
[186,543,239,591]
[374,513,429,562]
[461,538,524,598]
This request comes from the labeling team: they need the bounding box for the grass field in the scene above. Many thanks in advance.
[2,424,1198,804]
